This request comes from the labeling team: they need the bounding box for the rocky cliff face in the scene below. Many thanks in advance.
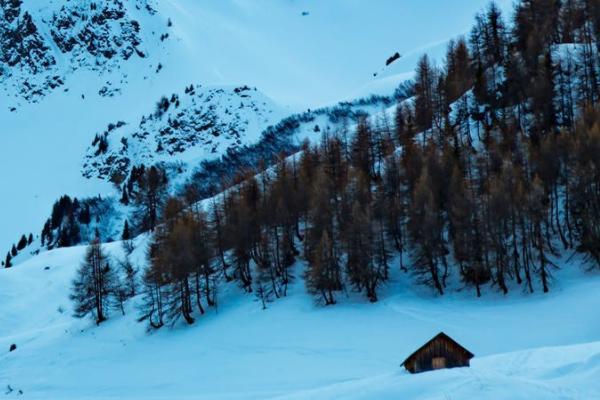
[82,85,284,182]
[0,0,58,100]
[50,0,148,66]
[0,0,161,102]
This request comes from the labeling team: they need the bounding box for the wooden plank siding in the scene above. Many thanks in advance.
[402,332,474,374]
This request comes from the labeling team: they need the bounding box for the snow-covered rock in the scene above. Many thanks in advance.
[82,85,285,182]
[0,0,161,101]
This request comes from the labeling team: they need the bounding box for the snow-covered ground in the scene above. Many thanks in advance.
[1,238,599,399]
[5,1,598,398]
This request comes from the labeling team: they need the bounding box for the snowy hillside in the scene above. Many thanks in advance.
[3,0,599,398]
[0,0,506,252]
[1,239,599,399]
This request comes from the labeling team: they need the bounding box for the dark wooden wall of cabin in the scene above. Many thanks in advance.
[406,338,470,373]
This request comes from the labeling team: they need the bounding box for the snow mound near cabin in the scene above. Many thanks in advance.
[1,238,600,399]
[276,341,600,399]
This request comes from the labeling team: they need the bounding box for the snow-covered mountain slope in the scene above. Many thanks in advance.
[152,0,515,107]
[0,0,172,254]
[1,239,599,399]
[0,0,508,263]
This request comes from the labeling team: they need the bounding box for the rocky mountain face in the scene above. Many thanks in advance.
[82,85,284,183]
[50,0,148,66]
[0,0,58,100]
[0,0,160,102]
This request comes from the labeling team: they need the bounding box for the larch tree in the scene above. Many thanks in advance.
[70,239,116,324]
[133,165,168,232]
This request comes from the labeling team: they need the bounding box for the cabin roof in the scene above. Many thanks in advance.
[401,332,474,366]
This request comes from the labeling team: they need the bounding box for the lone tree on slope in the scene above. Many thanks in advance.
[70,239,116,324]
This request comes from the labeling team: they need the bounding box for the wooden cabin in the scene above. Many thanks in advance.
[401,332,474,374]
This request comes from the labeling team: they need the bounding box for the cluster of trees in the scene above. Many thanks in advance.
[40,195,118,249]
[68,0,599,325]
[139,101,598,325]
[138,199,217,327]
[186,79,414,202]
[71,102,600,324]
[411,0,599,143]
[134,0,599,323]
[129,165,169,232]
[400,0,600,295]
[71,239,138,324]
[38,164,168,252]
[3,233,33,268]
[139,157,303,326]
[41,195,91,248]
[118,164,169,233]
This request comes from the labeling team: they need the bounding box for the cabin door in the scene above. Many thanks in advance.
[432,357,446,369]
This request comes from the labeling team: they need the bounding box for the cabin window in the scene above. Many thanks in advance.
[432,357,446,369]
